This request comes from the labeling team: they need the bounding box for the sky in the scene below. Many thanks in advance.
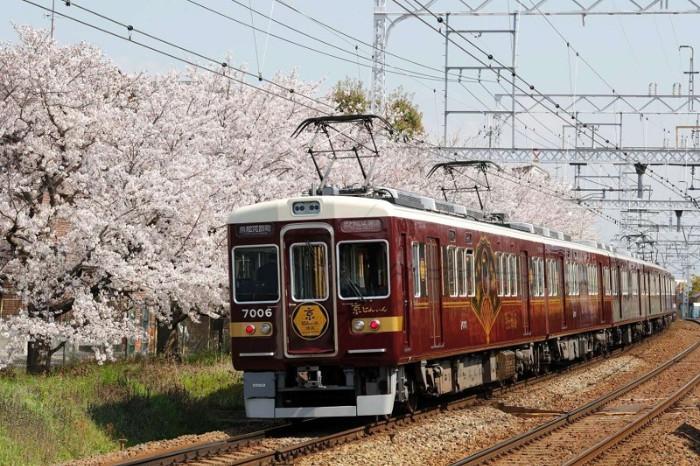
[4,0,700,269]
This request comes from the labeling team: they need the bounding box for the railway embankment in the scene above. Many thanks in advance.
[0,354,255,466]
[298,320,700,466]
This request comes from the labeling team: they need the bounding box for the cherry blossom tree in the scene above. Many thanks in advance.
[0,27,597,373]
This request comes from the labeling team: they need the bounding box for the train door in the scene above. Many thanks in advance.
[281,224,337,357]
[399,233,411,349]
[560,257,567,329]
[520,251,531,334]
[426,238,443,347]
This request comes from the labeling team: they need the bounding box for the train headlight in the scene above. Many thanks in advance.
[369,319,380,330]
[260,322,272,335]
[245,324,256,335]
[353,320,365,332]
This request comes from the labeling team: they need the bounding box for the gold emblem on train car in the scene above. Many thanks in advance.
[292,303,329,339]
[472,237,503,343]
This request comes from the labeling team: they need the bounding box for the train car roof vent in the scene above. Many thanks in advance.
[505,222,535,233]
[548,229,565,240]
[435,200,467,217]
[377,187,437,212]
[465,208,486,221]
[574,239,598,248]
[563,233,572,241]
[533,226,546,236]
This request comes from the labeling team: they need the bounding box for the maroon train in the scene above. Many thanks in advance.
[227,187,675,418]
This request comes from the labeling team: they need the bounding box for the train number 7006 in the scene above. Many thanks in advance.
[242,308,272,319]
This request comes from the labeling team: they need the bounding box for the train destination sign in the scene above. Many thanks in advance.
[292,303,329,339]
[237,223,273,237]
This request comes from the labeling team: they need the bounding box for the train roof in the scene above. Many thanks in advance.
[227,191,670,275]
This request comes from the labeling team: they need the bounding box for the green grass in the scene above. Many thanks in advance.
[0,356,243,466]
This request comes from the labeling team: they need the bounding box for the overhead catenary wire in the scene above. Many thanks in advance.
[183,0,484,85]
[45,0,335,113]
[22,0,332,115]
[394,0,698,207]
[272,0,486,83]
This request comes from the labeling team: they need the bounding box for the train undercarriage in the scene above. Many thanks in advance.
[243,314,674,418]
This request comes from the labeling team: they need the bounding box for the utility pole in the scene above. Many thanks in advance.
[50,0,55,39]
[370,0,387,114]
[680,45,697,111]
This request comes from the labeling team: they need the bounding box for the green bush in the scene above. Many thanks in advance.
[0,358,243,465]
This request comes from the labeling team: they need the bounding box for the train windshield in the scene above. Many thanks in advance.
[338,241,389,299]
[233,246,279,303]
[290,242,329,301]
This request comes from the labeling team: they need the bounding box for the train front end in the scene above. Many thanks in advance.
[227,195,404,418]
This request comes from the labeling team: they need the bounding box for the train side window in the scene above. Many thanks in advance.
[530,257,544,297]
[412,242,427,298]
[495,252,503,296]
[547,259,558,297]
[456,248,467,297]
[232,245,279,303]
[337,240,389,299]
[504,253,512,296]
[448,246,457,297]
[290,242,328,301]
[512,254,517,296]
[465,251,475,297]
[603,267,610,296]
[632,271,639,296]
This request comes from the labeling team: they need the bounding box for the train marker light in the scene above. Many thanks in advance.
[369,320,380,330]
[260,323,272,335]
[353,320,365,331]
[245,324,256,335]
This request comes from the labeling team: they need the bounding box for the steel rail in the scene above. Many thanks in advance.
[111,327,672,466]
[563,372,700,465]
[450,339,700,466]
[110,421,304,466]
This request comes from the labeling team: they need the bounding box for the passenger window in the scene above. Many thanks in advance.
[413,243,427,297]
[338,241,389,299]
[456,248,467,297]
[465,251,475,297]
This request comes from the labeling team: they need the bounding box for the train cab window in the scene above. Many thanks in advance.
[232,245,279,303]
[290,242,328,301]
[338,241,389,299]
[412,242,427,297]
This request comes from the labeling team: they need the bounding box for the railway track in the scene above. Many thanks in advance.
[450,338,700,466]
[109,334,667,466]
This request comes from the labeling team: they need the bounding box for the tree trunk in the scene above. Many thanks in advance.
[156,322,181,359]
[26,338,52,374]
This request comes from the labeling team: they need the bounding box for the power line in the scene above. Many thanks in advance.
[272,0,497,85]
[56,0,335,112]
[183,0,471,85]
[22,0,332,115]
[395,0,697,205]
